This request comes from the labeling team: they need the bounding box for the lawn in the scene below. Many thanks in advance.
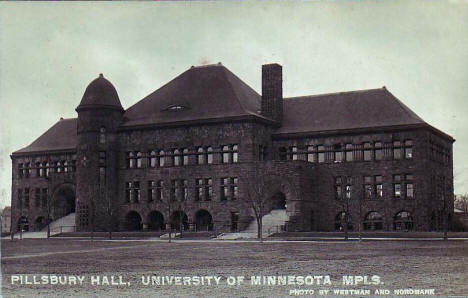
[1,239,468,297]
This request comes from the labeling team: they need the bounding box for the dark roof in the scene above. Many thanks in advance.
[276,88,426,135]
[122,64,265,127]
[77,74,123,111]
[13,118,77,154]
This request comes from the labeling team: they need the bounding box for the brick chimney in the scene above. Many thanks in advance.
[261,63,283,123]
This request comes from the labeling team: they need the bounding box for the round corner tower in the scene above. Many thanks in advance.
[75,74,123,232]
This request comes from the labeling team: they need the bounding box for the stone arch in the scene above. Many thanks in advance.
[34,216,46,231]
[260,174,299,216]
[51,183,76,220]
[195,209,213,231]
[394,210,414,231]
[363,211,383,231]
[170,211,188,231]
[17,216,29,232]
[125,211,142,231]
[334,211,353,231]
[148,210,165,231]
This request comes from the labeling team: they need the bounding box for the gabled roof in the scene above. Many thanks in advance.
[122,64,265,127]
[13,118,77,155]
[276,88,427,135]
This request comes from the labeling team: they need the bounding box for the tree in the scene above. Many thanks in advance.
[455,194,468,213]
[242,166,275,243]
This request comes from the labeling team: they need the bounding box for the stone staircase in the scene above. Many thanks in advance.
[217,209,288,240]
[41,213,76,235]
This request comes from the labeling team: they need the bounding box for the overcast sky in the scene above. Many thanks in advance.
[0,1,467,208]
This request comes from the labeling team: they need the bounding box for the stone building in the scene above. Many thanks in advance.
[2,206,11,234]
[10,63,454,233]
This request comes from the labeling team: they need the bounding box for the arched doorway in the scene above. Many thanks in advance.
[52,185,75,220]
[17,216,29,232]
[394,211,413,231]
[125,211,142,231]
[334,211,353,231]
[34,216,46,231]
[170,211,188,231]
[271,192,286,210]
[195,209,213,231]
[363,211,383,231]
[148,211,165,231]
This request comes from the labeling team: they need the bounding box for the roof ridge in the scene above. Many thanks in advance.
[220,66,252,115]
[382,89,426,124]
[284,87,385,100]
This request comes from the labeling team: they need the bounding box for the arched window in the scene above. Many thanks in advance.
[158,150,165,167]
[207,147,213,164]
[334,211,353,231]
[45,162,50,177]
[182,148,189,165]
[173,149,181,166]
[363,211,383,230]
[136,152,143,168]
[394,211,413,231]
[197,147,205,165]
[99,127,106,144]
[127,152,135,168]
[64,161,69,172]
[149,151,156,168]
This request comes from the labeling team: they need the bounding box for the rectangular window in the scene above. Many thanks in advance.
[195,179,203,201]
[318,145,325,163]
[363,142,372,161]
[220,177,229,201]
[99,151,106,167]
[363,176,372,199]
[375,175,383,199]
[393,175,401,198]
[345,144,353,162]
[393,141,402,160]
[205,178,212,201]
[149,151,157,168]
[333,144,342,163]
[182,180,188,201]
[232,178,239,199]
[404,140,413,159]
[133,182,140,202]
[307,146,315,163]
[334,177,343,199]
[157,180,164,201]
[148,181,155,202]
[374,142,383,161]
[345,177,353,199]
[289,146,298,160]
[406,183,414,198]
[125,182,132,203]
[125,182,140,203]
[221,145,239,164]
[170,180,177,201]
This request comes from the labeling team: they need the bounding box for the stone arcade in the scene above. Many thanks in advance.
[10,63,454,233]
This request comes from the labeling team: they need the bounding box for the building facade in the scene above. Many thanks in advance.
[10,63,454,233]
